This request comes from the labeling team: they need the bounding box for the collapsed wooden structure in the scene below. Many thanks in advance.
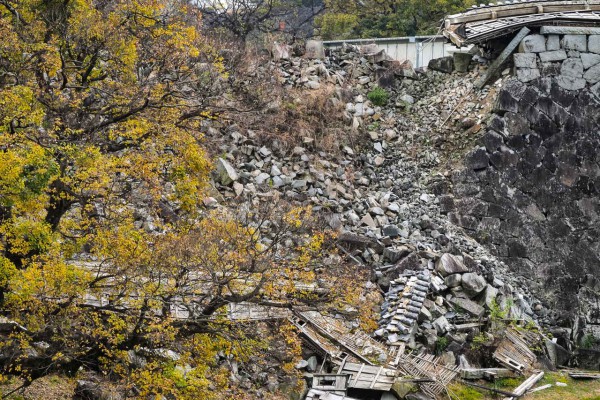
[444,0,600,46]
[290,310,461,398]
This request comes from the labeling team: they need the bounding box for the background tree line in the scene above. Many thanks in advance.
[195,0,476,42]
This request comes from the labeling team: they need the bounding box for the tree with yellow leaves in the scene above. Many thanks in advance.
[0,2,368,397]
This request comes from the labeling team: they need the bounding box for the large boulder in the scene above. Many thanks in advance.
[461,273,487,297]
[435,253,468,276]
[215,158,239,185]
[428,56,454,73]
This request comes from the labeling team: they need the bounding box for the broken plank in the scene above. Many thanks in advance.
[474,27,530,89]
[569,372,600,379]
[507,371,545,399]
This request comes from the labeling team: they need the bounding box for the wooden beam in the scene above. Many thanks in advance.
[541,26,600,35]
[505,371,545,399]
[474,27,531,89]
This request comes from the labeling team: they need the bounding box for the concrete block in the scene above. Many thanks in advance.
[539,50,568,62]
[519,34,546,53]
[562,35,587,51]
[513,53,537,68]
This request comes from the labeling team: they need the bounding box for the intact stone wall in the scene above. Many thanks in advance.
[446,32,600,340]
[514,33,600,92]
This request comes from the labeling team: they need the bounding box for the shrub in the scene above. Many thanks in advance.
[367,86,389,106]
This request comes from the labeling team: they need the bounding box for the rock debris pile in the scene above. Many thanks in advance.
[205,43,553,361]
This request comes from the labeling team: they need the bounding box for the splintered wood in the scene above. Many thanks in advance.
[493,326,538,373]
[396,353,461,397]
[293,311,390,365]
[339,362,397,391]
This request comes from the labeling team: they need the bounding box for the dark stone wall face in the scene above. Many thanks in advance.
[450,76,600,326]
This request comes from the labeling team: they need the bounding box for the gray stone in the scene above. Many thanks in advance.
[519,34,546,53]
[590,35,600,54]
[305,80,320,90]
[255,172,271,185]
[513,53,537,68]
[516,67,540,82]
[561,58,584,77]
[448,297,485,317]
[591,81,600,99]
[557,75,587,90]
[292,179,307,189]
[400,94,415,104]
[436,253,468,276]
[383,225,401,237]
[562,35,587,52]
[433,316,451,334]
[539,50,568,62]
[581,53,600,69]
[482,284,499,309]
[461,273,487,297]
[306,356,318,372]
[215,158,239,185]
[584,63,600,84]
[428,56,454,73]
[444,274,462,288]
[453,52,473,72]
[546,35,560,51]
[295,360,309,369]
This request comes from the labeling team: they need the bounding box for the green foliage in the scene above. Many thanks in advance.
[367,87,389,106]
[470,332,488,350]
[435,336,448,355]
[489,298,509,321]
[317,0,477,39]
[581,334,598,349]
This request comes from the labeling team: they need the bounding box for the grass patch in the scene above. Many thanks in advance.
[447,382,485,400]
[449,371,600,400]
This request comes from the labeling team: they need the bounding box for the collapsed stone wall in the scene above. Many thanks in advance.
[449,32,600,347]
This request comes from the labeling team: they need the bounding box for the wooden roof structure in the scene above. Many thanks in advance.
[443,0,600,46]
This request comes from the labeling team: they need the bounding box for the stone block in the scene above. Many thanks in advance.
[448,297,486,317]
[445,274,462,288]
[516,67,540,82]
[546,35,560,51]
[561,58,584,78]
[557,75,586,91]
[539,50,567,62]
[215,158,239,185]
[428,56,454,73]
[541,62,561,75]
[589,35,600,54]
[562,35,587,51]
[461,273,487,297]
[453,52,473,72]
[513,53,537,68]
[435,253,468,276]
[433,316,451,334]
[519,34,546,53]
[581,53,600,69]
[584,63,600,84]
